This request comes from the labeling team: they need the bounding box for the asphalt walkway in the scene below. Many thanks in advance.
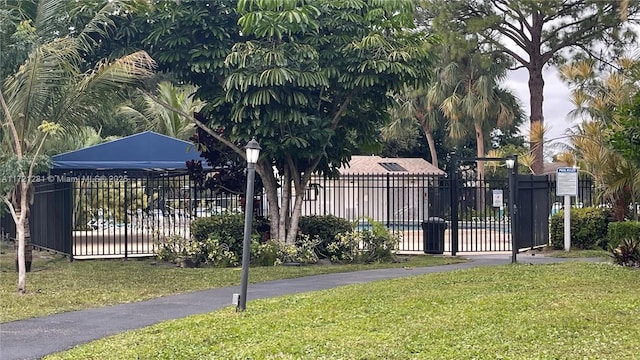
[0,254,594,360]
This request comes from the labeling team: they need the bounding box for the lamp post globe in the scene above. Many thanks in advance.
[245,138,261,164]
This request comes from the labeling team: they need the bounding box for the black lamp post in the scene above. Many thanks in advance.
[506,155,518,264]
[238,138,261,311]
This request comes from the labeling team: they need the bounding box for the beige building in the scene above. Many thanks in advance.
[299,156,445,225]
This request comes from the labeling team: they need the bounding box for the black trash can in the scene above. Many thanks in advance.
[421,217,447,254]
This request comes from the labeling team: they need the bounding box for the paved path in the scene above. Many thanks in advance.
[0,254,593,360]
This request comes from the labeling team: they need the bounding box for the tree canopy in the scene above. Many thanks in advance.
[610,91,640,167]
[420,0,640,173]
[143,0,436,243]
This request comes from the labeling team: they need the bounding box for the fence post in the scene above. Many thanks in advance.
[386,174,391,228]
[124,177,128,260]
[449,155,459,256]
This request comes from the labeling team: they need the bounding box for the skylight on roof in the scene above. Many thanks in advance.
[378,162,407,172]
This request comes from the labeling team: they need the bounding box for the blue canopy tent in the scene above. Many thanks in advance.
[32,131,221,259]
[51,131,210,174]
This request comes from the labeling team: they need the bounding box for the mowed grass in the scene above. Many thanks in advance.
[45,262,640,360]
[540,248,611,259]
[0,242,464,322]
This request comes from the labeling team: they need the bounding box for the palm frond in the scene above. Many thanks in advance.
[74,0,128,54]
[33,0,65,41]
[4,37,80,144]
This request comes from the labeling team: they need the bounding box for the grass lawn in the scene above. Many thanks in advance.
[0,241,465,322]
[45,261,640,360]
[536,248,611,259]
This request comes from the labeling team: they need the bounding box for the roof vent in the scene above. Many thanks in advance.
[378,162,407,172]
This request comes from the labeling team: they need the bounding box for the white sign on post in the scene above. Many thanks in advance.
[557,167,578,252]
[492,189,503,208]
[556,167,578,196]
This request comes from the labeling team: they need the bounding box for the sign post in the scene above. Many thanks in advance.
[556,167,578,251]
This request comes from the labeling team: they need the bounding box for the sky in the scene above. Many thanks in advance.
[504,65,575,152]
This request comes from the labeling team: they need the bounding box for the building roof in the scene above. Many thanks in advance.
[542,162,569,175]
[339,156,445,175]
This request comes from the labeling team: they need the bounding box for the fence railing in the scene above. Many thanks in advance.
[0,172,603,257]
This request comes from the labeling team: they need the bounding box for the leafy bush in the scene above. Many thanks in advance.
[610,238,640,267]
[297,215,352,258]
[156,233,242,268]
[201,236,240,267]
[607,221,640,249]
[190,212,246,255]
[550,207,610,249]
[326,218,399,264]
[251,235,319,266]
[156,235,189,263]
[157,213,268,267]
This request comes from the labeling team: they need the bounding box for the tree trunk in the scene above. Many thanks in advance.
[286,182,308,245]
[257,163,281,242]
[425,130,438,169]
[417,113,438,169]
[14,214,32,274]
[278,168,291,243]
[528,60,545,175]
[15,182,30,293]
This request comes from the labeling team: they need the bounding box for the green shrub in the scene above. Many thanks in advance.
[297,215,352,258]
[550,207,610,250]
[156,233,243,268]
[610,238,640,267]
[201,235,240,267]
[251,235,319,266]
[156,235,189,263]
[190,212,246,255]
[326,218,399,264]
[157,213,267,268]
[607,221,640,249]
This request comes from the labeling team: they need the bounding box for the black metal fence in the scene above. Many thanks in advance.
[0,172,602,257]
[1,173,256,259]
[0,205,16,241]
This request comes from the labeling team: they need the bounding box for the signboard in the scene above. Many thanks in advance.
[556,167,578,196]
[492,189,504,207]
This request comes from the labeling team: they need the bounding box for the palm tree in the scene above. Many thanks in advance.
[559,58,640,220]
[560,59,638,125]
[565,121,640,220]
[117,82,204,140]
[385,87,443,168]
[0,0,154,293]
[428,53,522,181]
[427,51,522,212]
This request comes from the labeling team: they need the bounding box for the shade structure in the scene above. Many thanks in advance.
[51,131,210,173]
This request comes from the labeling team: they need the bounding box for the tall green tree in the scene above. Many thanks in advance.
[226,0,435,244]
[427,51,523,180]
[610,92,640,167]
[420,0,640,174]
[0,0,154,293]
[145,0,435,244]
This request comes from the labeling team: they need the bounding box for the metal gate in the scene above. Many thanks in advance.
[449,156,551,255]
[31,181,73,255]
[0,181,73,256]
[515,175,550,249]
[449,156,515,254]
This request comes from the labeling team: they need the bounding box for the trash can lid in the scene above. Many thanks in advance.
[425,217,446,222]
